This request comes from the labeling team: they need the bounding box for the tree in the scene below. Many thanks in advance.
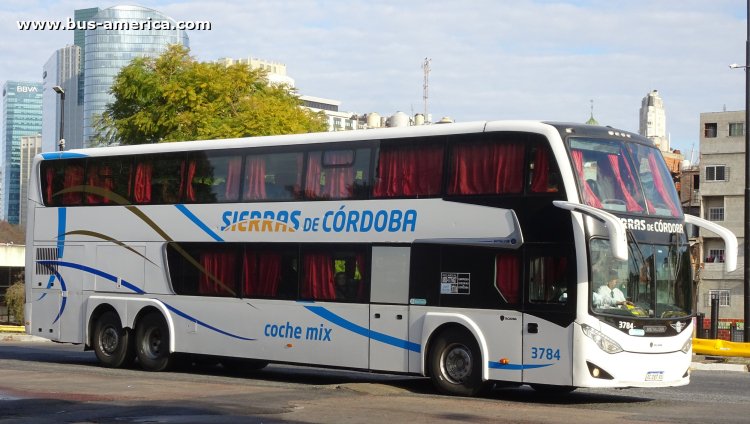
[93,45,327,145]
[0,221,25,244]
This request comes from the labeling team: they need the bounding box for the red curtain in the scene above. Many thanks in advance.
[530,147,550,193]
[607,154,643,212]
[647,152,680,217]
[571,150,602,208]
[496,254,520,304]
[243,156,267,200]
[448,142,524,195]
[305,153,353,199]
[225,157,242,201]
[45,167,55,204]
[86,165,114,205]
[373,144,443,197]
[63,164,84,205]
[133,162,152,204]
[242,251,282,297]
[183,160,197,202]
[302,253,335,300]
[199,251,238,296]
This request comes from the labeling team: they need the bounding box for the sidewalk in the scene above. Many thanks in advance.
[0,325,48,342]
[691,354,750,372]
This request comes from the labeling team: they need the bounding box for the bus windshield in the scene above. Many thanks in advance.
[589,238,692,319]
[569,138,681,217]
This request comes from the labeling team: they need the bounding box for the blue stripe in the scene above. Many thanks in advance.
[175,204,223,242]
[304,305,421,352]
[163,303,255,341]
[41,152,88,160]
[488,361,554,370]
[57,208,66,256]
[51,271,68,324]
[36,260,253,340]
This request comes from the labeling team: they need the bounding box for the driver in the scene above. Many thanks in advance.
[595,271,631,308]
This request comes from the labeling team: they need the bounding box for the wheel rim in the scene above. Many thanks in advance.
[440,343,473,384]
[99,326,119,356]
[141,326,163,360]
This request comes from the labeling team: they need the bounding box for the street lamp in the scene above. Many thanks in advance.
[52,85,65,151]
[728,1,750,341]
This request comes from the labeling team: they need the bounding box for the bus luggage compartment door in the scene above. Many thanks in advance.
[369,246,411,372]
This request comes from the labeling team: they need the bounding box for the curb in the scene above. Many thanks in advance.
[690,362,749,372]
[0,332,50,343]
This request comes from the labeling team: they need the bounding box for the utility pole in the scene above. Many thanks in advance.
[422,58,431,122]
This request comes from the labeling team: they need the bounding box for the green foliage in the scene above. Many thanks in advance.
[5,281,24,325]
[0,221,25,244]
[93,45,327,145]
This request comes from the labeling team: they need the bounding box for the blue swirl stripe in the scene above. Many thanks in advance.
[304,305,421,352]
[36,260,253,341]
[41,152,88,160]
[175,204,223,242]
[488,361,553,370]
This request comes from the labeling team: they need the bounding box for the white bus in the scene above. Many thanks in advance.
[25,121,736,396]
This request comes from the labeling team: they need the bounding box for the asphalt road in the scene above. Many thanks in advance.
[0,341,749,423]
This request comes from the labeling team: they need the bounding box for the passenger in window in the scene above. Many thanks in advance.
[334,272,358,301]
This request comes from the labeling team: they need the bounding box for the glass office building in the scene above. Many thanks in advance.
[82,5,189,146]
[2,81,43,224]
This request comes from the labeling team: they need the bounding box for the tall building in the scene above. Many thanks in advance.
[82,5,189,147]
[698,110,745,320]
[2,81,43,224]
[639,90,669,152]
[43,45,83,152]
[19,134,41,228]
[74,7,100,107]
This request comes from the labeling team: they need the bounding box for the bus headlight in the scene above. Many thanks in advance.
[681,337,692,354]
[581,324,623,354]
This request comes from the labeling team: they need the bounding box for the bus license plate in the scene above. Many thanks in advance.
[645,371,664,381]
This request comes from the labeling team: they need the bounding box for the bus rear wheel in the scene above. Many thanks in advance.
[428,328,485,397]
[136,312,173,372]
[93,311,134,368]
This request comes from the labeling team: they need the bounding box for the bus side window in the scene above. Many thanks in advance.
[187,154,242,203]
[528,255,568,304]
[243,152,304,201]
[495,253,520,304]
[304,149,370,200]
[301,247,369,302]
[448,138,524,195]
[529,144,560,193]
[242,249,297,299]
[86,158,132,205]
[198,248,239,297]
[58,160,85,206]
[373,140,443,198]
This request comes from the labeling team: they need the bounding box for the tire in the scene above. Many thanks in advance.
[136,312,173,372]
[93,311,134,368]
[428,327,486,397]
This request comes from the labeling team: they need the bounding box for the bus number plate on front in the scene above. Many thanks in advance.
[645,371,664,381]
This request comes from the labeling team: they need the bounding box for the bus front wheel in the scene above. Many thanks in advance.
[93,311,134,368]
[428,328,485,396]
[136,312,173,371]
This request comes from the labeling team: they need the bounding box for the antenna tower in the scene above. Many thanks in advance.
[422,57,431,121]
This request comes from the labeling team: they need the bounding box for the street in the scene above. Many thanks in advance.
[0,341,749,423]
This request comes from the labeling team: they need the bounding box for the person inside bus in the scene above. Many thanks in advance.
[595,271,631,308]
[334,272,358,301]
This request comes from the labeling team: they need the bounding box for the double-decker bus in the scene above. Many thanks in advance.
[25,121,736,396]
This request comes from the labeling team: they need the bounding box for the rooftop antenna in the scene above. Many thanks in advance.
[422,57,431,122]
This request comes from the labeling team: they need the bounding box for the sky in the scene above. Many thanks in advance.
[0,0,747,158]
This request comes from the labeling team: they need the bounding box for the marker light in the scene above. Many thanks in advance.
[681,337,692,354]
[500,358,509,365]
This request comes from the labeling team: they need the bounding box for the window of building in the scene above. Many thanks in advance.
[704,123,718,138]
[706,249,725,263]
[729,122,745,137]
[704,289,730,307]
[705,165,727,181]
[708,207,725,221]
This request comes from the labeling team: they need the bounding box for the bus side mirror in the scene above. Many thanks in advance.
[553,200,628,262]
[684,214,738,273]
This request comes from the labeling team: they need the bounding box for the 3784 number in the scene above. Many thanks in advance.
[530,347,561,361]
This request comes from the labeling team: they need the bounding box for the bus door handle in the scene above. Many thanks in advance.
[527,323,539,334]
